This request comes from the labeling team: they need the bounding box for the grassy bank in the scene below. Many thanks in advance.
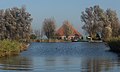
[0,40,28,57]
[31,39,71,42]
[30,38,85,43]
[107,37,120,52]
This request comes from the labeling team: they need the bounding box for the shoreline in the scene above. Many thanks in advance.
[0,40,30,57]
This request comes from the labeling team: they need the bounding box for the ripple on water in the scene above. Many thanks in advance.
[1,42,120,72]
[21,42,117,58]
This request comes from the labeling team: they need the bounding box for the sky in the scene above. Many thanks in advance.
[0,0,120,34]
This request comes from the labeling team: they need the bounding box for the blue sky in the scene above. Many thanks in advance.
[0,0,120,34]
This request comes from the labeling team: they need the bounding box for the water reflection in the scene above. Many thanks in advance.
[42,56,120,72]
[81,58,113,72]
[23,42,120,72]
[44,57,56,70]
[0,42,120,72]
[63,57,71,65]
[0,56,33,71]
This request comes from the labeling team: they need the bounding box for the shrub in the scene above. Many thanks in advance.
[30,34,37,39]
[0,40,21,57]
[107,37,120,52]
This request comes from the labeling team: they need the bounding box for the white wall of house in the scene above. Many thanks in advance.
[58,36,75,40]
[68,36,75,40]
[61,36,66,39]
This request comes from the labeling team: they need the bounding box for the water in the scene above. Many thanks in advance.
[0,42,120,72]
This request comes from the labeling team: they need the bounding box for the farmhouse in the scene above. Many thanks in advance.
[56,23,82,40]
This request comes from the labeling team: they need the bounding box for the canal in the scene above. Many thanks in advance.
[0,42,120,72]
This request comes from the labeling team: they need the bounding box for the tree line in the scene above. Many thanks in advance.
[81,5,120,41]
[40,18,73,39]
[0,5,120,41]
[0,6,32,40]
[41,5,120,41]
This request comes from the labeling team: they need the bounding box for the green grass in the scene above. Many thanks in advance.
[0,40,21,57]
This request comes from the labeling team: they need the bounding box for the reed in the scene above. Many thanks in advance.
[107,37,120,52]
[0,40,21,57]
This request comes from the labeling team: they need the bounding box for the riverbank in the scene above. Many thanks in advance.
[0,40,29,57]
[1,42,119,72]
[30,39,86,43]
[107,37,120,53]
[31,39,71,42]
[1,38,117,57]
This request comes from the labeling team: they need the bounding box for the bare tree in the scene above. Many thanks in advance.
[63,20,73,38]
[34,29,43,39]
[42,18,56,39]
[34,29,40,39]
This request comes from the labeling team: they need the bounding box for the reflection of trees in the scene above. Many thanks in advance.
[0,56,33,71]
[81,58,117,72]
[44,57,72,71]
[45,57,56,70]
[117,55,120,67]
[63,57,71,65]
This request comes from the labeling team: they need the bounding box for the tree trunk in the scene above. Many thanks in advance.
[90,32,93,41]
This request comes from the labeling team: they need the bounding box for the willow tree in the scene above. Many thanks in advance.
[106,9,120,37]
[81,5,120,41]
[0,9,5,39]
[94,5,112,41]
[42,18,56,39]
[81,5,104,40]
[63,20,73,38]
[98,8,119,40]
[0,6,32,40]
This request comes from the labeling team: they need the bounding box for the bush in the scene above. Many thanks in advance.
[0,40,21,57]
[30,34,37,39]
[107,37,120,52]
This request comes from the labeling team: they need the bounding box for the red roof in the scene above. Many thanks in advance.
[56,22,82,36]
